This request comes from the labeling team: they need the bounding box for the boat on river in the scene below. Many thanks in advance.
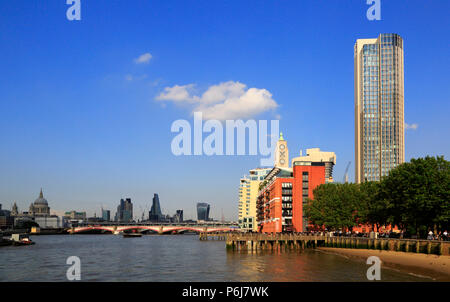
[10,234,35,246]
[122,233,142,238]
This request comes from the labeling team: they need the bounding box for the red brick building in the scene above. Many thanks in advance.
[256,167,294,233]
[257,163,330,233]
[256,134,336,233]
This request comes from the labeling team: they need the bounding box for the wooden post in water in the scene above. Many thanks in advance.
[427,241,432,254]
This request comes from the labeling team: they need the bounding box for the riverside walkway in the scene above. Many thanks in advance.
[225,233,450,256]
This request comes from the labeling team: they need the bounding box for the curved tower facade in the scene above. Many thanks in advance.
[197,203,210,221]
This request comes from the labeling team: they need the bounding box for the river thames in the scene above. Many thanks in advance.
[0,235,437,281]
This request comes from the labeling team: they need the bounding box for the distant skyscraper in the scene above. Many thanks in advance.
[197,203,210,221]
[174,210,183,223]
[354,33,405,183]
[149,194,163,222]
[102,208,111,221]
[115,198,133,222]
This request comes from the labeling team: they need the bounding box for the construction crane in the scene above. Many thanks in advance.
[343,161,351,183]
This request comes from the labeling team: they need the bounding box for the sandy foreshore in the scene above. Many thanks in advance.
[317,247,450,281]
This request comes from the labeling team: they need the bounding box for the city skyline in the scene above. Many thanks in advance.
[0,1,449,221]
[1,189,215,222]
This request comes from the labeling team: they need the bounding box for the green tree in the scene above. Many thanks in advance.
[304,183,339,230]
[15,220,40,230]
[362,181,391,231]
[305,183,367,231]
[304,156,449,238]
[381,156,450,238]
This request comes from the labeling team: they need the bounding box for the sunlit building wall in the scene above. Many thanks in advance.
[238,168,272,232]
[354,33,405,183]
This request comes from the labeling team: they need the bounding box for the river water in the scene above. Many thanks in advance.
[0,235,435,281]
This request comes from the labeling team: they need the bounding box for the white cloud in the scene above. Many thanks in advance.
[156,84,197,103]
[134,52,152,64]
[155,81,278,120]
[405,123,419,130]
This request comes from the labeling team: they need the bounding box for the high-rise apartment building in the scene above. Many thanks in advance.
[238,168,272,232]
[354,33,405,183]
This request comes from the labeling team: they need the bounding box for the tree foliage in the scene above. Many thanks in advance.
[304,156,450,238]
[304,183,366,231]
[380,156,449,237]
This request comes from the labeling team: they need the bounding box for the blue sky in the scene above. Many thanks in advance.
[0,0,449,220]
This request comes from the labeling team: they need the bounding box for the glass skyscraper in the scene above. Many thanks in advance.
[197,203,210,221]
[354,33,405,183]
[149,193,163,222]
[115,198,133,222]
[101,209,110,222]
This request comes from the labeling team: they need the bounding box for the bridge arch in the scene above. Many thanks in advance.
[71,225,237,234]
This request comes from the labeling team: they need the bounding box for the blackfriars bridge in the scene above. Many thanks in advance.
[68,223,238,235]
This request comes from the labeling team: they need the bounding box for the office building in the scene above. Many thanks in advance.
[174,210,183,223]
[115,198,133,222]
[149,194,163,222]
[354,33,405,183]
[197,203,210,221]
[34,216,67,228]
[64,210,87,220]
[0,204,14,229]
[102,209,111,222]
